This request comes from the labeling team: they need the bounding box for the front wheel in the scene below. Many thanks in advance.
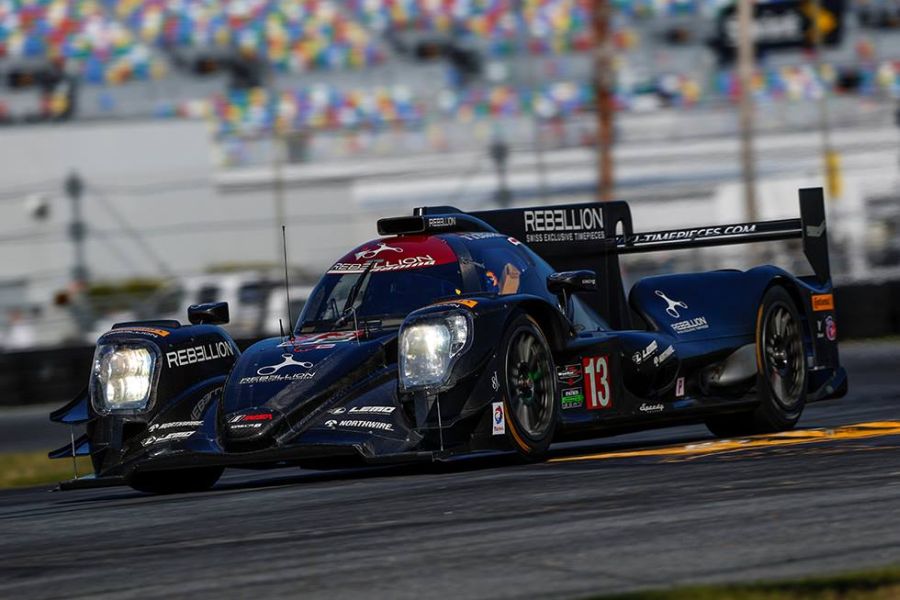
[499,313,558,460]
[706,286,807,437]
[128,466,224,494]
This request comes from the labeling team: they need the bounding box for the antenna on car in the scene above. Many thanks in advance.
[281,226,294,341]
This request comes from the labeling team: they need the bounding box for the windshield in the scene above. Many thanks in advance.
[297,236,463,332]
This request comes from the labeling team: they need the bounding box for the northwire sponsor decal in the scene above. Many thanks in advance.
[653,345,675,366]
[324,419,394,432]
[166,342,234,368]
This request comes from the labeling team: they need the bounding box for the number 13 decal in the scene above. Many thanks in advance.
[583,355,612,410]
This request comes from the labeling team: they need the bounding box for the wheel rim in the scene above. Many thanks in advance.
[762,302,804,409]
[506,328,554,438]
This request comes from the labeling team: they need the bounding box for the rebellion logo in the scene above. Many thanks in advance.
[166,342,234,368]
[523,207,604,244]
[354,242,403,260]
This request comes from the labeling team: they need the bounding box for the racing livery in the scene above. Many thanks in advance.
[50,187,847,493]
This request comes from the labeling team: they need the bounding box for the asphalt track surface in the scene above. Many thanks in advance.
[1,341,898,599]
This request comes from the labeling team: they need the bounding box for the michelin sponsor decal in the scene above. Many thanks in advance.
[166,342,234,368]
[523,207,604,244]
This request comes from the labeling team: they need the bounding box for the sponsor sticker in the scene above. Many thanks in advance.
[491,371,500,392]
[238,372,316,385]
[671,317,709,334]
[147,421,201,432]
[653,345,675,366]
[492,402,505,435]
[523,207,605,244]
[329,406,396,415]
[632,339,658,365]
[639,403,664,414]
[557,363,583,385]
[561,388,584,410]
[256,354,314,375]
[435,298,479,309]
[622,224,758,245]
[105,326,171,338]
[655,290,689,319]
[824,315,837,341]
[166,342,234,368]
[141,431,193,447]
[278,330,360,349]
[325,419,394,432]
[675,377,685,397]
[812,294,834,312]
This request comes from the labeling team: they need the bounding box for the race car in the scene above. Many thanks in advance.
[50,187,847,493]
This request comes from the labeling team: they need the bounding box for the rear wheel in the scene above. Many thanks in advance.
[128,466,224,494]
[499,313,558,459]
[706,286,807,437]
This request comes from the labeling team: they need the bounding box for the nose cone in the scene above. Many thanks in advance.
[222,330,395,446]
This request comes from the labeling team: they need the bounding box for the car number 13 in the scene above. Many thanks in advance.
[582,355,612,410]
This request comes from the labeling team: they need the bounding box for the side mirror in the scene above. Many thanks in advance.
[188,302,230,325]
[547,270,598,296]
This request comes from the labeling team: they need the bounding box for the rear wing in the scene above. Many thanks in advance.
[414,187,831,327]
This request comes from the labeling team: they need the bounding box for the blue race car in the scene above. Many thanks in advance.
[50,187,847,493]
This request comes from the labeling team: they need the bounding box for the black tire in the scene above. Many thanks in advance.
[706,286,807,437]
[499,313,558,459]
[128,466,224,495]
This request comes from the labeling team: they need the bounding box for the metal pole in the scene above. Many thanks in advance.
[737,0,758,222]
[65,172,89,289]
[593,0,615,201]
[813,0,838,199]
[273,132,287,265]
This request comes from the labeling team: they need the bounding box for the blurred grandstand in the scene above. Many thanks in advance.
[0,0,898,348]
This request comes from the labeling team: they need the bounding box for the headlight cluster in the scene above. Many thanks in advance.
[90,343,159,413]
[399,312,470,390]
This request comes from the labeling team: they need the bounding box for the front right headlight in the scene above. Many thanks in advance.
[399,312,470,391]
[90,342,159,414]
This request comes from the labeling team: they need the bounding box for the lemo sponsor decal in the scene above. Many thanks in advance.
[632,340,658,365]
[166,342,234,368]
[329,406,396,415]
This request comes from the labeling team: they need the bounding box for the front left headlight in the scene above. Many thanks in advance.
[399,312,470,391]
[90,343,160,413]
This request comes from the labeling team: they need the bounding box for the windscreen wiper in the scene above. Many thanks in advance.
[333,260,376,328]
